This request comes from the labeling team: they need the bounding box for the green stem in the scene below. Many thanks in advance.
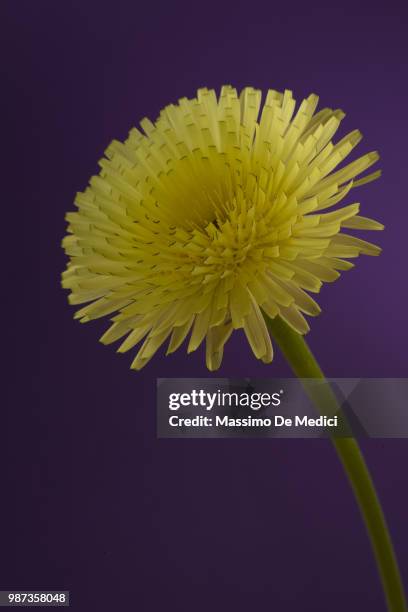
[265,315,407,612]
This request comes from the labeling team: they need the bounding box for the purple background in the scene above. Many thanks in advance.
[2,1,408,610]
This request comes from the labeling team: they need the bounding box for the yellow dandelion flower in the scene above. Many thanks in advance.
[62,86,383,371]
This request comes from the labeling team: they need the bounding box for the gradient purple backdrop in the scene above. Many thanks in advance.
[2,1,408,611]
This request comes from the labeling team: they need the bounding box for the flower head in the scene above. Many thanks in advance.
[62,86,383,370]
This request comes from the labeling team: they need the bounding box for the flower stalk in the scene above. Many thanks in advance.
[264,314,407,612]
